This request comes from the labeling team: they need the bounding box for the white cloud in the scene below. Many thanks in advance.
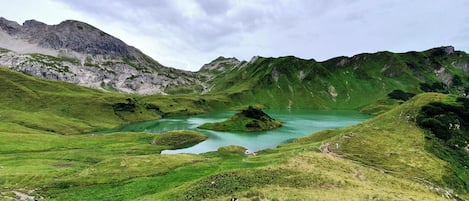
[1,0,469,71]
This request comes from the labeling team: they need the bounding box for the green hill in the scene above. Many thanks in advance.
[0,67,222,135]
[2,46,469,200]
[202,46,469,109]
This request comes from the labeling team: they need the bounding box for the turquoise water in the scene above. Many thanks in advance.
[108,110,369,154]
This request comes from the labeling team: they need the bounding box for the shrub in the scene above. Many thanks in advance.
[387,89,415,101]
[417,99,469,141]
[452,75,463,86]
[418,118,449,140]
[416,97,469,193]
[420,82,448,93]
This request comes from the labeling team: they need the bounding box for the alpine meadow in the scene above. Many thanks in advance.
[1,10,469,201]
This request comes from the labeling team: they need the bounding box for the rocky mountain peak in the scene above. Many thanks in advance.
[0,17,201,95]
[442,46,455,55]
[199,56,242,72]
[22,19,47,30]
[42,20,133,57]
[0,18,136,58]
[426,46,456,57]
[0,17,21,34]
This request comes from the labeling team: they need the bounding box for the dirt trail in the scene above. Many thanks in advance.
[320,142,343,157]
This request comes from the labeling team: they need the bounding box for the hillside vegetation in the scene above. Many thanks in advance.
[0,67,224,135]
[1,47,469,200]
[0,68,467,200]
[202,46,469,109]
[1,93,463,200]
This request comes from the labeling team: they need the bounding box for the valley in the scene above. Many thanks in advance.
[1,17,469,201]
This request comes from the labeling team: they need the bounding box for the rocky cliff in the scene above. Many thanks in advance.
[0,17,199,94]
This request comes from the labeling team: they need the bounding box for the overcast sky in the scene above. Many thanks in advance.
[1,0,469,71]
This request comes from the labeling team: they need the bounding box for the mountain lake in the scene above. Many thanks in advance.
[103,110,370,154]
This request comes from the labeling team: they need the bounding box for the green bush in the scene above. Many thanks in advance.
[419,82,448,93]
[387,89,415,101]
[452,75,463,86]
[418,118,449,140]
[417,102,465,141]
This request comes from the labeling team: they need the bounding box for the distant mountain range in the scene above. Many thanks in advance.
[1,17,469,109]
[200,46,469,109]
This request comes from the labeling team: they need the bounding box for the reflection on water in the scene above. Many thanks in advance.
[104,110,369,154]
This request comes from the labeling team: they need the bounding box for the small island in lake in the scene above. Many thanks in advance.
[198,106,282,132]
[151,130,208,150]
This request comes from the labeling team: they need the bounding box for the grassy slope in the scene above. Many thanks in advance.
[290,93,469,198]
[140,93,463,201]
[0,67,223,134]
[0,67,156,134]
[205,48,469,110]
[1,93,463,200]
[1,47,469,200]
[0,67,228,200]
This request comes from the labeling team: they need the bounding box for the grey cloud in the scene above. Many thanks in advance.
[50,0,469,70]
[197,0,231,15]
[55,0,257,50]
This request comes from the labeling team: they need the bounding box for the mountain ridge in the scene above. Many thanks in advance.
[0,17,201,94]
[200,46,469,109]
[1,17,469,103]
[0,17,139,58]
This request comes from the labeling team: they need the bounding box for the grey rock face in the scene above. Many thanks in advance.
[0,17,200,94]
[196,56,247,94]
[443,46,455,55]
[199,56,241,73]
[1,18,137,58]
[0,51,198,94]
[0,17,21,35]
[34,20,133,57]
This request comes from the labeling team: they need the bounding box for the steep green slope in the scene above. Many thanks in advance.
[289,93,469,199]
[0,67,220,134]
[416,97,469,193]
[0,67,226,200]
[0,67,130,134]
[203,47,469,109]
